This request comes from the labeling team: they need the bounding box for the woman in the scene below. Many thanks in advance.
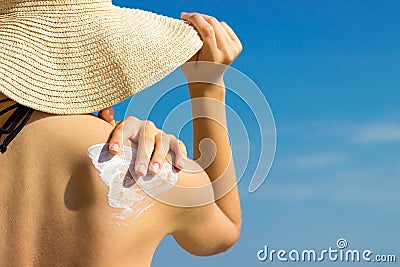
[0,1,242,265]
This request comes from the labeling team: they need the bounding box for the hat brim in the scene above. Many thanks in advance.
[0,3,203,114]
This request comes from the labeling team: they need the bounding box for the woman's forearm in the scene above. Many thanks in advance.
[188,81,242,230]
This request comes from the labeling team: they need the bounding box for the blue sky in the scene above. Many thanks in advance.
[109,0,400,266]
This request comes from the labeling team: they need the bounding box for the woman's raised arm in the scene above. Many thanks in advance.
[181,11,243,231]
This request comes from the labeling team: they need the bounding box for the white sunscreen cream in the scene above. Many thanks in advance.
[87,143,178,220]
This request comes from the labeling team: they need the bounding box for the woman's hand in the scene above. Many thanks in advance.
[98,107,187,176]
[180,12,242,83]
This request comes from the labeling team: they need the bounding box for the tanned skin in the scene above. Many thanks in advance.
[0,12,243,266]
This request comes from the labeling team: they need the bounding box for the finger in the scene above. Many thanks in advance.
[181,12,218,52]
[170,137,187,171]
[135,121,158,176]
[119,117,142,144]
[108,117,140,155]
[220,21,243,51]
[195,13,231,49]
[149,133,170,174]
[98,106,115,126]
[108,120,125,155]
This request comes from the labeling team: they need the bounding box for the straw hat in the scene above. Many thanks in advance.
[0,0,203,114]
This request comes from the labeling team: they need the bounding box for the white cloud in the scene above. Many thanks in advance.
[278,120,400,145]
[350,122,400,144]
[248,118,400,210]
[255,183,322,199]
[251,169,400,213]
[286,153,349,168]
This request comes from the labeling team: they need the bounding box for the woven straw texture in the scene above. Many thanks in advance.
[0,0,203,114]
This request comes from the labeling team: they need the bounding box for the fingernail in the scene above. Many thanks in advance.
[139,163,147,175]
[111,120,116,126]
[178,158,186,168]
[151,162,160,173]
[110,143,119,152]
[181,12,194,18]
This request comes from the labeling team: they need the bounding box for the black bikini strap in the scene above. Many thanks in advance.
[0,98,35,154]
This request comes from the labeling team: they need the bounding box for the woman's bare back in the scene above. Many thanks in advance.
[0,103,240,267]
[0,111,179,266]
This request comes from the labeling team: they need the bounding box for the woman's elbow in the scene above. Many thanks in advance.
[198,226,241,257]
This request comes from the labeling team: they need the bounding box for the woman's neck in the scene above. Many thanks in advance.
[0,92,42,154]
[0,92,16,108]
[0,92,10,100]
[0,92,17,108]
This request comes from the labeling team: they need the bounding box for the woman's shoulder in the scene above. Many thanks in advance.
[25,112,115,159]
[34,112,114,145]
